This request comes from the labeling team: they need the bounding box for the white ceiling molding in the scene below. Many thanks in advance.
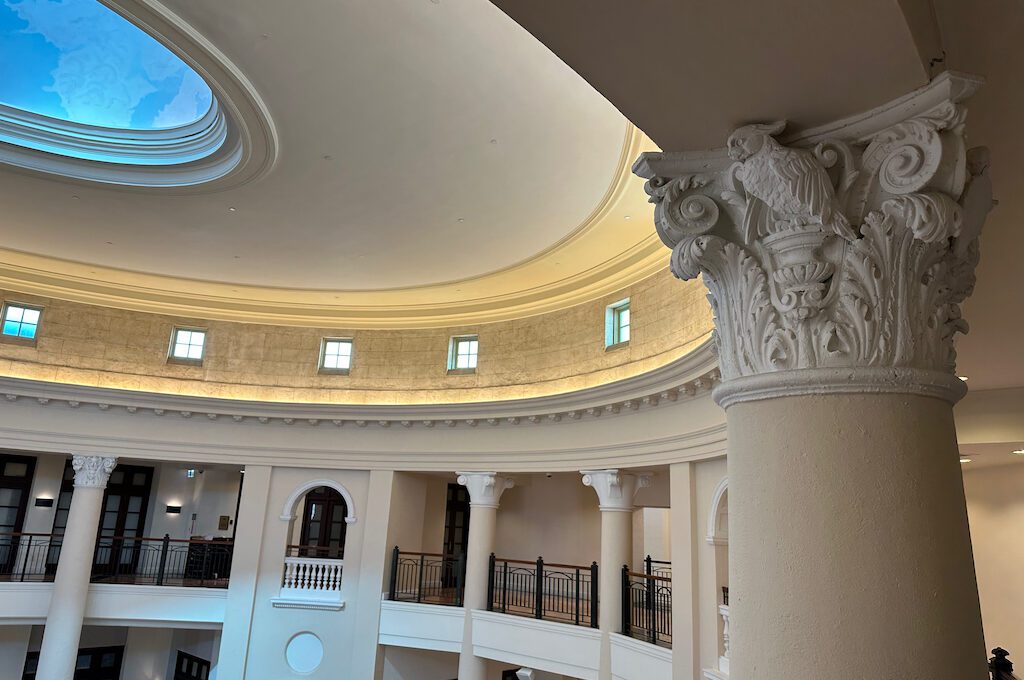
[0,340,718,429]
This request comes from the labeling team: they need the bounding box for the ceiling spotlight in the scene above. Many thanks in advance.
[228,207,237,212]
[624,215,632,220]
[1012,449,1024,456]
[959,457,972,464]
[457,218,465,223]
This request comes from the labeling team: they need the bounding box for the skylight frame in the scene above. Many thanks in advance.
[448,335,479,373]
[168,326,207,365]
[319,338,354,375]
[0,302,42,345]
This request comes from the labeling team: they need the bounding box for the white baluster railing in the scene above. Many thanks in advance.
[273,556,345,610]
[719,604,730,675]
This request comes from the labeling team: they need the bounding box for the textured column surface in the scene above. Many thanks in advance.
[35,455,116,680]
[582,469,650,680]
[456,471,514,680]
[634,72,994,680]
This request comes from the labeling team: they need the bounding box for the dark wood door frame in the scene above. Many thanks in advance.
[298,486,348,558]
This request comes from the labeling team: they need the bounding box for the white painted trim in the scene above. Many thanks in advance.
[377,601,466,653]
[713,367,966,408]
[280,479,357,522]
[270,597,345,611]
[0,340,716,427]
[706,476,729,545]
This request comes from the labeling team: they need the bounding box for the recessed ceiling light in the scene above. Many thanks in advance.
[489,138,498,144]
[228,207,237,212]
[959,457,972,464]
[457,218,465,223]
[958,376,968,381]
[624,215,632,220]
[71,195,79,200]
[1012,449,1024,456]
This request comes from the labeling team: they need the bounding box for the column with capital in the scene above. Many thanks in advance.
[35,455,117,680]
[633,73,993,680]
[581,468,650,680]
[455,471,514,680]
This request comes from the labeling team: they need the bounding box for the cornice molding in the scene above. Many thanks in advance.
[0,340,718,429]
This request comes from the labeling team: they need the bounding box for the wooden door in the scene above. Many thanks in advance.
[298,486,347,558]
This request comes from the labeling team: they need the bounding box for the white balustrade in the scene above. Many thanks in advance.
[273,556,345,610]
[719,604,730,675]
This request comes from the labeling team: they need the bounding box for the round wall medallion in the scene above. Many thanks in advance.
[285,632,324,674]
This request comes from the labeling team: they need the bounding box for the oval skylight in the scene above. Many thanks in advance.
[1,0,212,130]
[0,0,246,176]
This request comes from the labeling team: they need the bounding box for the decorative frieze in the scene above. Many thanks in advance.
[634,73,994,404]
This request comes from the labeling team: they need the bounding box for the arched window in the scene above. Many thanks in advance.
[297,486,348,559]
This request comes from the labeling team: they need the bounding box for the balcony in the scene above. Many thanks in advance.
[487,554,599,629]
[0,532,233,588]
[387,547,465,607]
[621,566,672,648]
[271,544,344,610]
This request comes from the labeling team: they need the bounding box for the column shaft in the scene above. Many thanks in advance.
[728,393,985,679]
[458,503,497,680]
[35,456,116,680]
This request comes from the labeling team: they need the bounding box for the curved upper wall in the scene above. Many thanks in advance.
[0,268,712,404]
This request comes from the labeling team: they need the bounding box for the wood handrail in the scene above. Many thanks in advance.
[0,532,232,545]
[626,570,672,582]
[394,550,460,559]
[493,556,594,570]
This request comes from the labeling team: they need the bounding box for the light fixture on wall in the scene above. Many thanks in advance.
[166,505,182,514]
[34,497,54,507]
[186,468,196,478]
[1012,449,1024,456]
[959,457,972,464]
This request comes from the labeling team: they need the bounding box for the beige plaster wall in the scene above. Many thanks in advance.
[963,462,1024,657]
[0,269,712,405]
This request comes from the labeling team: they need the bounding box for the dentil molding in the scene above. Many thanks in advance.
[634,72,995,406]
[0,340,718,429]
[72,455,117,488]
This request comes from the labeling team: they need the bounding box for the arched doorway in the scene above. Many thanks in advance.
[297,486,348,559]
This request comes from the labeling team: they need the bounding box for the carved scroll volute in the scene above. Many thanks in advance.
[634,74,994,394]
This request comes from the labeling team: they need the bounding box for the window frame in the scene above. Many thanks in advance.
[318,337,354,375]
[447,334,479,374]
[605,298,631,349]
[0,302,43,346]
[167,326,208,365]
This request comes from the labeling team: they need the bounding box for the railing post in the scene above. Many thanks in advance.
[646,573,656,643]
[534,556,544,620]
[19,535,32,582]
[156,534,170,586]
[388,546,399,601]
[621,565,631,637]
[486,553,495,611]
[501,559,509,613]
[990,648,1014,680]
[455,551,466,607]
[416,552,425,603]
[590,561,599,629]
[574,567,581,626]
[645,554,652,577]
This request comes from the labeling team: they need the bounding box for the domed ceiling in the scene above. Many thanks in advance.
[0,0,664,327]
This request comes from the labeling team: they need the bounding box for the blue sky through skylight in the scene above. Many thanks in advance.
[0,0,213,130]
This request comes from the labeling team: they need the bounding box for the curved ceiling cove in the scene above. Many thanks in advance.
[0,0,213,130]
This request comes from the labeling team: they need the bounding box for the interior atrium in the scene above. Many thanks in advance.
[0,1,1021,679]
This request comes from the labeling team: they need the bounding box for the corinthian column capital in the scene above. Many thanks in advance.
[71,455,117,488]
[456,471,514,508]
[633,72,995,408]
[581,469,651,512]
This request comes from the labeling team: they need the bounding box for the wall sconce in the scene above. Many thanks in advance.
[186,468,196,479]
[165,505,182,514]
[34,497,54,508]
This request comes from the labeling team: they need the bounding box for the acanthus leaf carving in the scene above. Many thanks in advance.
[634,74,994,392]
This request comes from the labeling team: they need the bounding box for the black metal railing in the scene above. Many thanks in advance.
[0,533,61,582]
[991,648,1017,680]
[90,535,233,588]
[488,554,598,628]
[387,547,465,606]
[644,555,671,578]
[622,566,672,647]
[287,543,344,559]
